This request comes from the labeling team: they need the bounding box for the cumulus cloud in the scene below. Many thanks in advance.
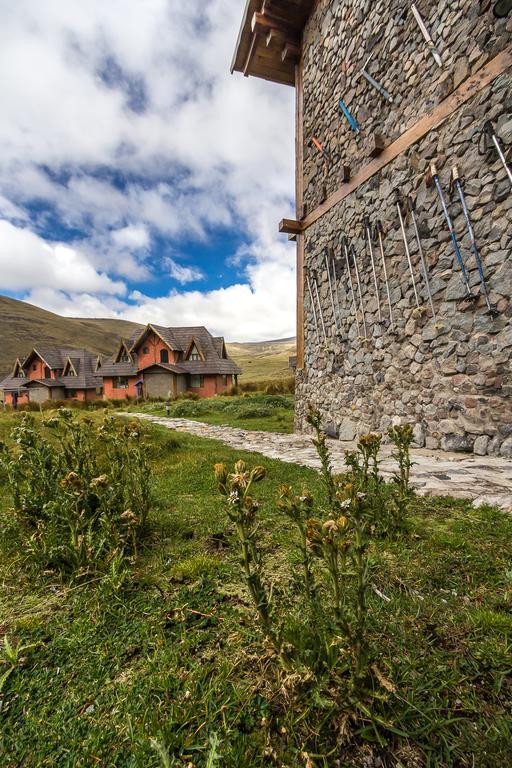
[0,0,297,341]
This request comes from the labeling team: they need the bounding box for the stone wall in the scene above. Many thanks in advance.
[296,0,512,456]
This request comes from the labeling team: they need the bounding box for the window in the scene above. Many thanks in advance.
[67,389,77,399]
[223,375,228,386]
[190,374,203,388]
[44,366,51,378]
[113,377,129,389]
[120,352,130,363]
[32,364,37,371]
[188,344,201,361]
[142,346,149,354]
[18,370,25,378]
[160,349,169,364]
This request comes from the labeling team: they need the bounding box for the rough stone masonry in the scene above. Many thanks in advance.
[295,0,512,456]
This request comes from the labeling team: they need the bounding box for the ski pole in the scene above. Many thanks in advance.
[429,162,473,299]
[363,215,382,322]
[374,221,395,331]
[451,166,496,314]
[338,98,359,133]
[323,248,340,334]
[341,237,361,338]
[311,135,332,165]
[411,3,443,68]
[305,270,320,345]
[347,238,368,339]
[312,270,327,342]
[407,196,437,321]
[479,120,512,187]
[395,193,420,309]
[328,247,344,336]
[359,52,393,103]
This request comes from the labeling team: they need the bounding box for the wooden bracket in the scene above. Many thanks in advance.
[369,133,385,158]
[340,165,351,183]
[279,218,303,234]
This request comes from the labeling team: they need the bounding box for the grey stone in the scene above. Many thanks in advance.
[500,437,512,458]
[338,419,356,442]
[412,423,426,448]
[441,433,475,452]
[473,435,490,456]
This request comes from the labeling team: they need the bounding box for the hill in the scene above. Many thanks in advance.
[0,296,296,382]
[0,296,142,375]
[226,337,296,383]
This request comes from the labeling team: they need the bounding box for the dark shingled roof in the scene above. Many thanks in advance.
[25,378,65,388]
[1,348,102,392]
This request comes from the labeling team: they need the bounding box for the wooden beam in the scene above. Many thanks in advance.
[243,33,258,77]
[279,218,303,234]
[295,59,304,371]
[299,44,512,231]
[281,42,301,62]
[251,11,297,37]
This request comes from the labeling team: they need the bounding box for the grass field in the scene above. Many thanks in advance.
[226,338,296,383]
[124,393,295,433]
[0,410,511,767]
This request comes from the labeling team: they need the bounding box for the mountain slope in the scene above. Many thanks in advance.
[226,338,296,382]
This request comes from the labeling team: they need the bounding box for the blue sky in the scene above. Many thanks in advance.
[0,1,297,341]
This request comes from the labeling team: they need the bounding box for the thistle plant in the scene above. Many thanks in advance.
[276,485,316,604]
[213,461,282,656]
[306,405,337,505]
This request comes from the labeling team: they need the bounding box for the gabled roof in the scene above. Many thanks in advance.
[22,346,63,369]
[137,362,188,375]
[129,323,182,353]
[62,356,79,377]
[1,347,102,392]
[113,339,133,363]
[184,338,205,361]
[231,0,315,86]
[25,378,65,388]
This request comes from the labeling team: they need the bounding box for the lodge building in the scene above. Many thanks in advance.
[232,0,512,456]
[0,324,240,405]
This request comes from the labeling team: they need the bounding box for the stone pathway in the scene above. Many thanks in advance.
[122,414,512,511]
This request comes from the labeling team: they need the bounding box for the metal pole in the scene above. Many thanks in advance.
[312,270,327,343]
[430,162,473,298]
[375,221,395,331]
[481,120,512,187]
[347,238,368,339]
[338,98,359,133]
[395,195,421,309]
[359,53,394,103]
[305,271,320,345]
[407,196,437,321]
[342,237,361,338]
[323,248,340,334]
[363,216,382,322]
[451,166,495,313]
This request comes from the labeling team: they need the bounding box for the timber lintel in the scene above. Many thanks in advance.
[279,218,303,234]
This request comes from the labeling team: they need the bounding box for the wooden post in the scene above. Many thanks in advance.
[295,59,304,371]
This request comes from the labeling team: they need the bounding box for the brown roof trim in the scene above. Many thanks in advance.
[129,323,174,353]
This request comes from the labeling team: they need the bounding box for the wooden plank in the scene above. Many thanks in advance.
[252,11,297,36]
[279,218,303,234]
[299,44,512,231]
[281,42,301,62]
[295,60,305,370]
[243,33,258,76]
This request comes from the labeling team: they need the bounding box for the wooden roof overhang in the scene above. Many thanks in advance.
[231,0,315,86]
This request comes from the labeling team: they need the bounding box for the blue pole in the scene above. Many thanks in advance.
[338,99,359,133]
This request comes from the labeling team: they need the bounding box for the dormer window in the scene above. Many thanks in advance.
[160,349,169,364]
[18,369,25,378]
[120,352,130,363]
[188,343,201,361]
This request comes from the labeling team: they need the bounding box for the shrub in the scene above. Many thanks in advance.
[0,410,151,580]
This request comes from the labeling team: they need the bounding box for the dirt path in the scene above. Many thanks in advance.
[122,414,512,511]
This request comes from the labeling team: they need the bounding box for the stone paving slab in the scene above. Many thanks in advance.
[122,414,512,511]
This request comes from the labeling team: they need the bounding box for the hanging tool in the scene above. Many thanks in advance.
[328,247,344,336]
[310,136,332,165]
[341,238,361,338]
[429,163,473,300]
[312,269,328,342]
[407,196,437,321]
[305,270,320,345]
[451,166,497,314]
[359,52,393,103]
[374,221,395,332]
[323,248,340,334]
[338,98,359,133]
[344,237,368,339]
[478,120,512,187]
[363,216,382,322]
[395,193,421,309]
[410,3,443,68]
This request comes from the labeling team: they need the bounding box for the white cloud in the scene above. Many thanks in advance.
[0,0,297,341]
[167,258,204,285]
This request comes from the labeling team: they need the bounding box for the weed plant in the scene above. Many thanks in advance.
[0,409,151,580]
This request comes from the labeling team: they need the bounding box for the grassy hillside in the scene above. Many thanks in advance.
[0,296,142,375]
[227,338,296,383]
[0,295,296,382]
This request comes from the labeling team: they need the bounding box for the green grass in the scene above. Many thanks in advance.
[123,393,295,433]
[227,339,296,384]
[0,411,511,767]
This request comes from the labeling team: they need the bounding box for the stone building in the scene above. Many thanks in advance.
[232,0,512,455]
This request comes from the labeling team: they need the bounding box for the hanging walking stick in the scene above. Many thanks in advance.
[312,269,328,342]
[478,120,512,188]
[374,221,395,331]
[305,270,320,345]
[363,216,382,322]
[323,248,340,334]
[429,163,473,300]
[338,98,360,133]
[341,237,361,338]
[358,52,394,103]
[343,236,368,339]
[407,196,437,321]
[311,136,332,165]
[328,247,343,335]
[395,193,421,309]
[410,3,443,68]
[451,166,497,314]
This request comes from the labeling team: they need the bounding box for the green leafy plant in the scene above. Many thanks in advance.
[0,410,151,579]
